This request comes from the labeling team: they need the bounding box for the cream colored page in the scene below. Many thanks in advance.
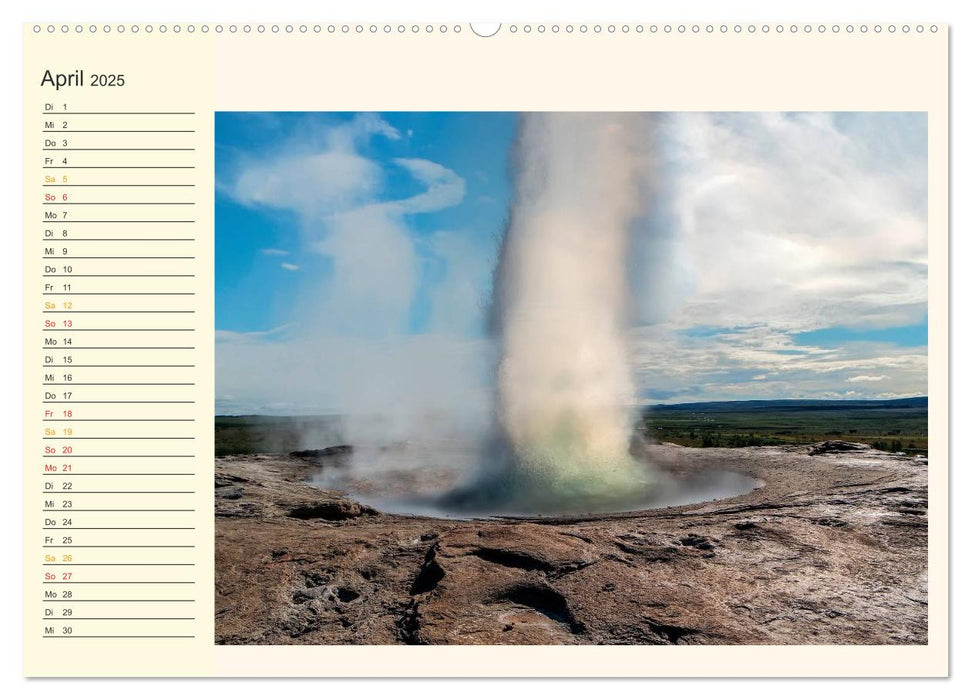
[23,27,215,676]
[23,22,947,677]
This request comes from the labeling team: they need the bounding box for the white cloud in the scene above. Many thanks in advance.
[630,324,926,403]
[221,116,467,338]
[232,150,382,216]
[226,114,400,217]
[214,324,292,344]
[623,113,927,402]
[260,248,289,256]
[648,112,927,332]
[388,158,466,214]
[218,115,476,416]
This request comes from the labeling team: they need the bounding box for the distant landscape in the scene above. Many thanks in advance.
[640,396,927,454]
[215,397,928,457]
[214,414,342,457]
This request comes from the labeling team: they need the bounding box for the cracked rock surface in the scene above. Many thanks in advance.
[215,443,927,645]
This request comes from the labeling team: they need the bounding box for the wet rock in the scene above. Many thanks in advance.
[288,500,377,521]
[679,534,715,550]
[410,545,446,595]
[290,445,354,459]
[808,440,869,455]
[217,486,244,500]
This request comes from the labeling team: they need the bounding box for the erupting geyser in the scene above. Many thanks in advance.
[451,113,657,513]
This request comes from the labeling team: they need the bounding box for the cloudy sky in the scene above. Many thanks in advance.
[215,111,927,415]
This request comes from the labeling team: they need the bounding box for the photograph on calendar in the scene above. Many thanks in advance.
[212,111,928,645]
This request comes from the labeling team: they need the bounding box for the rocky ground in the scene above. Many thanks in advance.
[215,443,927,645]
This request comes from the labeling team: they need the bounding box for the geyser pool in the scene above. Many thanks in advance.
[306,442,761,519]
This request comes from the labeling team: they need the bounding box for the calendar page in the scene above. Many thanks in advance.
[21,20,949,677]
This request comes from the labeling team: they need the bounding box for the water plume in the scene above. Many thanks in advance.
[451,113,657,513]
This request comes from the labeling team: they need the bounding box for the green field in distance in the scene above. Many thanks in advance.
[639,397,927,454]
[215,397,928,457]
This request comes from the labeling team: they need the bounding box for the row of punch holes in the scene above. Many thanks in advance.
[33,23,940,36]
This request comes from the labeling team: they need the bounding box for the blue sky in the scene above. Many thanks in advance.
[215,112,515,334]
[793,320,927,348]
[215,112,927,414]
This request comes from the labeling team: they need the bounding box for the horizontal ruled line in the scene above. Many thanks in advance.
[43,636,196,639]
[43,148,195,152]
[44,311,195,313]
[39,220,195,223]
[43,257,195,259]
[44,275,196,277]
[43,508,195,511]
[43,130,196,133]
[43,203,195,206]
[43,418,195,421]
[43,364,196,367]
[43,111,196,115]
[43,384,194,387]
[43,329,196,332]
[29,76,210,619]
[44,239,196,242]
[43,166,195,169]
